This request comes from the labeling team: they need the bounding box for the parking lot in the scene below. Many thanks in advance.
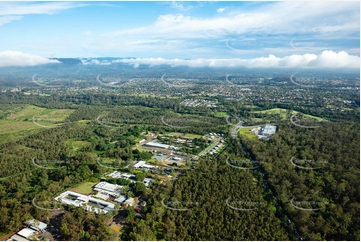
[46,214,63,240]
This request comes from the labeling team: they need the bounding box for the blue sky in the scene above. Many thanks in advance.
[0,1,359,68]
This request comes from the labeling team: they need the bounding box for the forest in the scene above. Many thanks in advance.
[0,79,359,241]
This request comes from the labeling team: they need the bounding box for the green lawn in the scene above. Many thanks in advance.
[302,114,324,121]
[239,127,258,140]
[248,117,266,122]
[70,182,97,195]
[71,140,92,151]
[183,133,203,139]
[0,120,41,134]
[0,105,75,145]
[164,132,202,139]
[1,104,73,121]
[212,111,229,118]
[252,108,323,121]
[252,108,297,119]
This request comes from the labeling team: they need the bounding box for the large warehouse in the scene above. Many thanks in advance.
[54,191,115,214]
[143,141,170,149]
[259,125,277,136]
[94,181,122,197]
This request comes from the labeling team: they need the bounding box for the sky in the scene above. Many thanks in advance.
[0,1,360,69]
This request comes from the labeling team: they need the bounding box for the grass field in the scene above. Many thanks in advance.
[183,133,203,139]
[71,140,92,151]
[0,105,75,145]
[164,132,203,139]
[212,111,229,118]
[1,104,73,121]
[302,114,324,121]
[0,120,41,134]
[252,108,297,119]
[133,170,143,174]
[70,182,97,195]
[249,117,266,122]
[252,108,323,121]
[239,127,258,140]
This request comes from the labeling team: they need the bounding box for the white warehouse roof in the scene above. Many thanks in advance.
[10,234,29,241]
[134,161,156,169]
[24,219,47,231]
[144,141,170,149]
[54,191,115,214]
[260,125,277,136]
[94,182,121,193]
[17,228,36,239]
[134,161,146,168]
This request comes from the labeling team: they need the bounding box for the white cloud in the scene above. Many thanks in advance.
[51,1,358,58]
[0,51,60,67]
[0,16,22,26]
[308,50,360,68]
[0,2,85,26]
[111,51,359,69]
[110,1,359,40]
[81,59,111,65]
[171,1,193,11]
[217,8,225,13]
[0,2,85,15]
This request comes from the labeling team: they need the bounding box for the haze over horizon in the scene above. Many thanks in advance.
[0,1,360,69]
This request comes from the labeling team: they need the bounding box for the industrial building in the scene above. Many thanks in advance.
[94,181,122,197]
[16,228,37,240]
[54,191,115,214]
[143,141,170,149]
[24,219,47,232]
[8,234,29,241]
[259,125,277,136]
[106,171,136,182]
[133,160,157,169]
[7,220,49,241]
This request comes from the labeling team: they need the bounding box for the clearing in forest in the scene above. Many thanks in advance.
[0,105,74,144]
[70,182,97,195]
[252,108,323,120]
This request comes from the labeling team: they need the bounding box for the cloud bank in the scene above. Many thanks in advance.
[112,2,359,39]
[111,51,359,69]
[0,51,60,67]
[80,58,111,65]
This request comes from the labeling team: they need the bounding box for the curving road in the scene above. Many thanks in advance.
[290,73,318,88]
